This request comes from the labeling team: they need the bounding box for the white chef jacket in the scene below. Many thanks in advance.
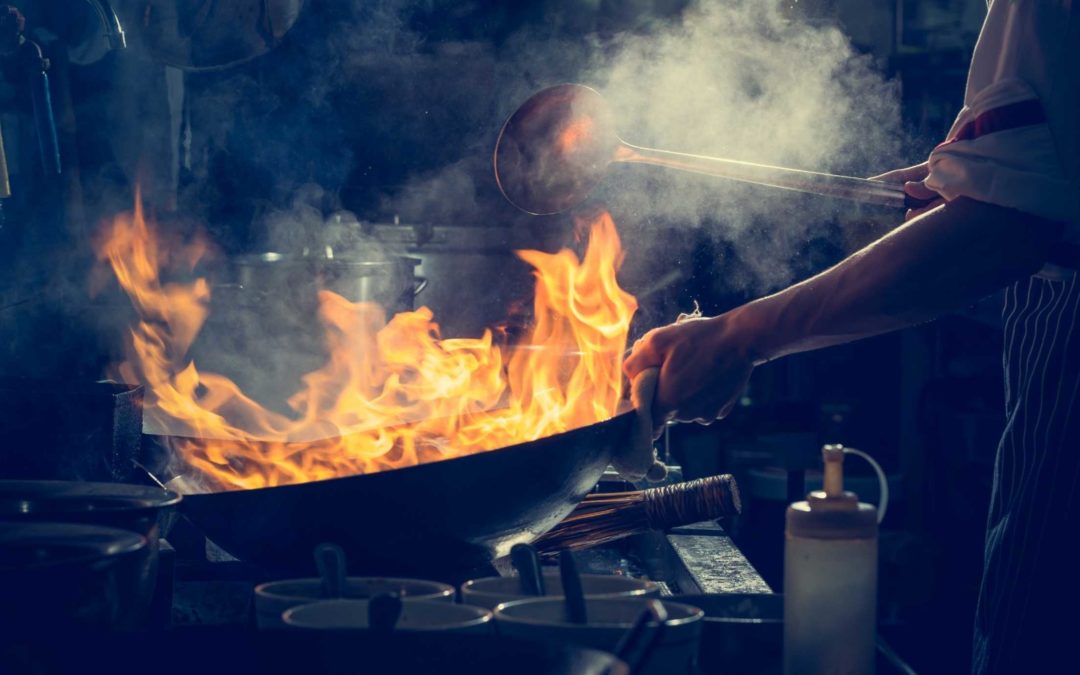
[925,0,1080,264]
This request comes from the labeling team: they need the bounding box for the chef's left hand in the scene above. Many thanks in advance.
[623,313,755,426]
[870,161,943,222]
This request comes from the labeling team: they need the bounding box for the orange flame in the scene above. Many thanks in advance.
[557,116,595,155]
[97,205,637,491]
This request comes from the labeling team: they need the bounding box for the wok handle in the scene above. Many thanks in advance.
[619,143,925,209]
[641,474,742,528]
[534,474,742,554]
[615,368,666,483]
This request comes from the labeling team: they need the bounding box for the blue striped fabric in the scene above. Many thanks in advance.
[973,272,1080,673]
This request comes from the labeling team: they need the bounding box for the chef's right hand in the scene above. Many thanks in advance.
[871,161,943,222]
[623,312,756,427]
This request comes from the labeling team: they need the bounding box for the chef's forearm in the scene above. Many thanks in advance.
[732,197,1062,364]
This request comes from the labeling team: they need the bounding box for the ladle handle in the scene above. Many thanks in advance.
[617,144,935,210]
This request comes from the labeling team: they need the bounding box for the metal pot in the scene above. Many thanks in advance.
[675,593,782,675]
[230,253,425,313]
[190,253,424,413]
[369,222,555,339]
[0,480,181,628]
[0,522,148,632]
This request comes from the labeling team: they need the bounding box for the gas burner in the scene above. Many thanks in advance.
[164,470,769,627]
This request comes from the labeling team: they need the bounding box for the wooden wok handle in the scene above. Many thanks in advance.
[534,474,741,553]
[641,474,742,529]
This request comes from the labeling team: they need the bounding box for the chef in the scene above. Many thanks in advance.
[624,1,1078,672]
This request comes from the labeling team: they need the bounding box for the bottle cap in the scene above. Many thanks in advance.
[786,444,877,539]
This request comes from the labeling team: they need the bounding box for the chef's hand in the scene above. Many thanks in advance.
[871,161,943,222]
[623,313,755,426]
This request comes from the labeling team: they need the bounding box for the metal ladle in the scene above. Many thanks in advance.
[494,84,933,216]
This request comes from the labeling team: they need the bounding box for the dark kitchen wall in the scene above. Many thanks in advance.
[0,3,998,671]
[175,0,695,252]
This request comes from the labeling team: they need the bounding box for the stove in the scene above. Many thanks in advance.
[151,468,917,675]
[161,466,770,627]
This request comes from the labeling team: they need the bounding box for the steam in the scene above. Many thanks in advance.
[336,0,907,292]
[0,0,914,407]
[161,0,910,407]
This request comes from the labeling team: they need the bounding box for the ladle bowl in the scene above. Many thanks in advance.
[494,84,933,216]
[494,84,618,215]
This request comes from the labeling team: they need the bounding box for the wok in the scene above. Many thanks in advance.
[173,404,635,577]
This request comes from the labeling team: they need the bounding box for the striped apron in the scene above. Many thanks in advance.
[973,269,1080,673]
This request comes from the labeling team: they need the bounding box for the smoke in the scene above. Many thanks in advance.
[25,0,911,397]
[150,0,911,407]
[317,0,907,294]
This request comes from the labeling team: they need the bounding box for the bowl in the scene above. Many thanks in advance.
[461,571,660,609]
[282,599,494,634]
[255,577,455,629]
[494,597,703,675]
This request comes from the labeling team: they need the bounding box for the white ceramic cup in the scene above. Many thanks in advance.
[282,599,494,635]
[255,577,454,629]
[494,597,703,675]
[460,572,660,610]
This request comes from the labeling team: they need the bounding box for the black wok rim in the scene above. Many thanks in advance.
[177,403,634,503]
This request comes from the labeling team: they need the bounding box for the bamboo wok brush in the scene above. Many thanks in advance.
[535,474,741,554]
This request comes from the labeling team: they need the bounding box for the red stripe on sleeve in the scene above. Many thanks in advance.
[934,99,1047,151]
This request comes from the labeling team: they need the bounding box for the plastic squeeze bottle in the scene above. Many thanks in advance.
[784,444,885,675]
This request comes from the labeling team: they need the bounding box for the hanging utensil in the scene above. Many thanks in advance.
[494,84,935,216]
[17,39,60,175]
[123,0,305,71]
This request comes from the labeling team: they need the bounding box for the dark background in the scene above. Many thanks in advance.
[0,2,994,672]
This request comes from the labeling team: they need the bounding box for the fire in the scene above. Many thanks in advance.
[557,116,595,155]
[97,203,637,491]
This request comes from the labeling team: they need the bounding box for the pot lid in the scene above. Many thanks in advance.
[0,522,146,573]
[0,479,182,516]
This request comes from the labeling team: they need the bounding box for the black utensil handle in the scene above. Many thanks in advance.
[613,599,668,675]
[559,551,588,624]
[368,592,402,633]
[29,70,60,176]
[314,542,346,598]
[511,543,546,596]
